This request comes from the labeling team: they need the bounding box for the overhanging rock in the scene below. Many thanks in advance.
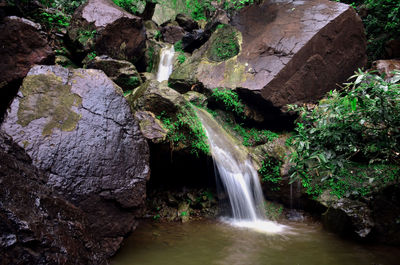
[170,0,367,113]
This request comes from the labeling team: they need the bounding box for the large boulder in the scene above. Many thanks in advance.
[0,16,54,121]
[1,65,150,257]
[0,131,102,265]
[86,55,143,91]
[161,23,185,44]
[170,0,366,113]
[68,0,146,63]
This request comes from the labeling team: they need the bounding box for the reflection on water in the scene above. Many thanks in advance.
[112,220,400,265]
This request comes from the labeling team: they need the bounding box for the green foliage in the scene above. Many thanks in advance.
[180,211,188,216]
[157,104,209,156]
[232,124,278,146]
[146,46,155,72]
[259,154,282,184]
[77,29,97,46]
[289,69,400,198]
[39,0,87,14]
[209,26,239,62]
[264,201,283,221]
[211,88,245,117]
[174,40,186,64]
[38,10,70,31]
[154,30,162,40]
[113,0,141,15]
[174,40,184,52]
[177,54,186,64]
[87,51,97,60]
[126,76,141,87]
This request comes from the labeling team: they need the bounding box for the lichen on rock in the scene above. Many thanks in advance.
[17,74,82,136]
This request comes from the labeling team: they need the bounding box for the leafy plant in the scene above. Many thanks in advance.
[87,51,97,60]
[77,29,97,46]
[259,154,282,184]
[264,201,283,220]
[38,10,70,31]
[157,104,209,156]
[209,26,239,62]
[288,69,400,198]
[113,0,140,15]
[232,124,278,146]
[177,54,186,64]
[146,46,155,72]
[211,88,245,117]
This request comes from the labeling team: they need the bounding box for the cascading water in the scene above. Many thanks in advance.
[156,45,175,82]
[196,108,286,233]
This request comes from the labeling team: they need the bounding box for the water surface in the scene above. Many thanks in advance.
[112,220,399,265]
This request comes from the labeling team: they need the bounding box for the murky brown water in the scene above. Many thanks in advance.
[112,220,399,265]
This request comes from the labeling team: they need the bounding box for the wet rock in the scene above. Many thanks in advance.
[134,110,167,143]
[68,0,146,63]
[183,91,207,107]
[175,13,199,32]
[319,191,374,238]
[178,202,190,223]
[369,184,400,245]
[127,80,186,117]
[161,23,185,44]
[385,38,400,59]
[370,59,400,81]
[152,1,180,26]
[144,20,160,40]
[181,29,206,53]
[170,0,366,114]
[0,131,103,265]
[86,55,142,91]
[0,16,54,120]
[1,65,150,257]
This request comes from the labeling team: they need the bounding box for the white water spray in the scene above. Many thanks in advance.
[196,108,286,233]
[156,45,175,82]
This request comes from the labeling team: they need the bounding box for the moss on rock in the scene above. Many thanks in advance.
[17,74,82,136]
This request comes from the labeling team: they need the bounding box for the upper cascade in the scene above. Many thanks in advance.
[156,45,175,82]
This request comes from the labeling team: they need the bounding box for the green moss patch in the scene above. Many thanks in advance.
[17,74,82,136]
[208,25,240,62]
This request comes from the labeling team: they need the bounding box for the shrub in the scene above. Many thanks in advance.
[157,104,209,156]
[209,26,239,62]
[288,69,400,198]
[259,154,282,184]
[211,88,245,117]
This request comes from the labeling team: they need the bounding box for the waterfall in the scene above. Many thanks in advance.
[156,45,175,82]
[196,108,286,233]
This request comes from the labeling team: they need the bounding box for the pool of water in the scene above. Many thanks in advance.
[112,219,400,265]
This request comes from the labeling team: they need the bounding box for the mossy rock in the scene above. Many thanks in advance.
[207,25,240,62]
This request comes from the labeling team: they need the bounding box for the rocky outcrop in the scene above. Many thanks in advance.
[0,16,54,121]
[170,0,366,113]
[127,80,187,117]
[371,59,400,80]
[175,13,199,32]
[0,131,103,265]
[161,23,185,44]
[86,55,143,91]
[1,65,150,257]
[319,192,375,238]
[68,0,146,63]
[318,184,400,244]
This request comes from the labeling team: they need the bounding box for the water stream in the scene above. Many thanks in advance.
[196,108,285,233]
[112,43,400,265]
[156,45,175,82]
